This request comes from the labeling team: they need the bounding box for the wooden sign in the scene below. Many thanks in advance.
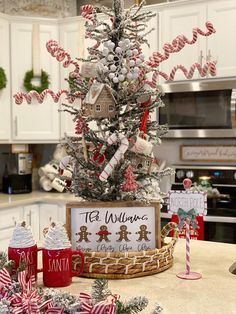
[180,145,236,162]
[66,201,161,253]
[168,190,207,216]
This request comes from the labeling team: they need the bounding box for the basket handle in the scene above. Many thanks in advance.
[161,222,179,245]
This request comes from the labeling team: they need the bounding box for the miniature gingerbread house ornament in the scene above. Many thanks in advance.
[127,152,159,174]
[83,82,116,119]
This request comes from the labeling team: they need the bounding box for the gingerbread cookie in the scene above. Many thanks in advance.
[76,225,91,243]
[96,225,111,242]
[116,225,131,242]
[136,224,151,242]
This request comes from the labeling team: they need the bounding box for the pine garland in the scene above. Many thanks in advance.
[0,67,7,90]
[23,69,50,93]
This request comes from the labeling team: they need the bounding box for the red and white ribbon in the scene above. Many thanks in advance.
[14,89,81,105]
[185,218,191,275]
[147,21,216,67]
[0,268,11,286]
[99,133,129,182]
[144,60,217,86]
[79,292,120,314]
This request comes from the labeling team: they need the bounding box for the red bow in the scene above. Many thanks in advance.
[79,292,120,314]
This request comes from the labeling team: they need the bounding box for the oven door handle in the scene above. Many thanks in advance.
[230,90,236,128]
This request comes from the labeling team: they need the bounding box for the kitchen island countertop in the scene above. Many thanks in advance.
[39,238,236,314]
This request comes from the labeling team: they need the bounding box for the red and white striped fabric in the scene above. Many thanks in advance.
[0,267,11,286]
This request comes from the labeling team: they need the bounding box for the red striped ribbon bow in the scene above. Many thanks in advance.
[79,292,120,314]
[0,267,11,286]
[9,270,53,314]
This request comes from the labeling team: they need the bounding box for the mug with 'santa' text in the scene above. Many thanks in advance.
[43,222,84,287]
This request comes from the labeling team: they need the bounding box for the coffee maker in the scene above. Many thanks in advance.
[2,153,33,194]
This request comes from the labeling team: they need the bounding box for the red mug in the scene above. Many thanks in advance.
[42,248,84,287]
[8,244,42,281]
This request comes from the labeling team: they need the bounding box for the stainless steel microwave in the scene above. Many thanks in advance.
[158,78,236,138]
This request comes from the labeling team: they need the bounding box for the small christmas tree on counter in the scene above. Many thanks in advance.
[14,0,216,202]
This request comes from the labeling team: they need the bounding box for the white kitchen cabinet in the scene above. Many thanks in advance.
[0,206,23,251]
[159,0,236,81]
[207,0,236,77]
[39,203,66,241]
[11,19,60,142]
[159,3,206,82]
[59,18,84,137]
[0,15,11,142]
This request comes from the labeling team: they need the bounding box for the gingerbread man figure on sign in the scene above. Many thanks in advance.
[116,225,131,242]
[96,225,111,242]
[76,225,91,243]
[136,225,151,242]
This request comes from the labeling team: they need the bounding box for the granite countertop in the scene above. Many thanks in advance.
[0,191,80,208]
[38,239,236,314]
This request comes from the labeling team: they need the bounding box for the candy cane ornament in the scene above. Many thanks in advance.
[99,133,129,182]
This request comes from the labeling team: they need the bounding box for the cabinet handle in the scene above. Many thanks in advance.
[207,49,212,61]
[199,50,204,67]
[14,117,18,137]
[27,210,32,226]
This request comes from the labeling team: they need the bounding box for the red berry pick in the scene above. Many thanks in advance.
[183,178,192,190]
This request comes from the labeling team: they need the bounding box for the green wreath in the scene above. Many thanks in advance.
[23,69,50,93]
[0,67,7,90]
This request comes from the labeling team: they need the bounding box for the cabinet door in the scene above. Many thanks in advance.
[23,204,40,243]
[208,0,236,78]
[39,203,65,240]
[59,19,84,137]
[0,17,11,142]
[0,206,23,251]
[11,21,60,142]
[159,4,206,82]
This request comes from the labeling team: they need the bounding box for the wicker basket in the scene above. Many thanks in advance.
[72,222,179,279]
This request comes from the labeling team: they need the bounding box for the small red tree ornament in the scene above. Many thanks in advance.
[121,165,138,192]
[75,115,89,135]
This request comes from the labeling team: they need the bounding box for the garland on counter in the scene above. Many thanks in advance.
[0,251,163,314]
[23,69,50,93]
[0,67,7,90]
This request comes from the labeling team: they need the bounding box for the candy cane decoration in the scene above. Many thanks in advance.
[144,60,217,87]
[81,5,96,24]
[99,133,129,182]
[14,89,81,105]
[185,218,191,275]
[147,21,216,67]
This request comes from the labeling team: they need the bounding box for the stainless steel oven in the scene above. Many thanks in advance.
[158,78,236,138]
[161,165,236,244]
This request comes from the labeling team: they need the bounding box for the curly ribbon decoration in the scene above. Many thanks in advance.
[81,5,101,49]
[14,89,81,105]
[147,21,216,67]
[46,40,81,77]
[144,60,217,86]
[99,133,129,182]
[0,267,11,286]
[79,292,120,314]
[177,208,198,231]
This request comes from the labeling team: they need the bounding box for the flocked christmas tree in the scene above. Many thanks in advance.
[14,0,216,202]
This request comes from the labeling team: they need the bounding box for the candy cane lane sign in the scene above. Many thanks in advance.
[168,190,207,216]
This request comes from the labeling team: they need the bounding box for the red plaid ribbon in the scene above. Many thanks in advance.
[79,292,120,314]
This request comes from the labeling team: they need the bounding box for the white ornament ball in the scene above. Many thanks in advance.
[100,58,107,65]
[102,48,109,56]
[109,72,115,79]
[107,54,114,61]
[127,72,133,80]
[108,42,115,50]
[132,72,139,79]
[110,64,117,72]
[136,58,142,65]
[133,49,138,55]
[115,47,122,54]
[129,60,135,67]
[126,50,132,57]
[121,67,127,75]
[113,77,119,83]
[139,53,145,60]
[118,40,124,47]
[103,65,109,72]
[118,74,125,81]
[124,38,130,45]
[133,66,139,73]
